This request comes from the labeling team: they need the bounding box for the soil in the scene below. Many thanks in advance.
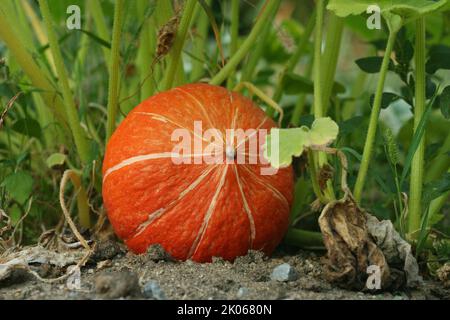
[0,243,448,300]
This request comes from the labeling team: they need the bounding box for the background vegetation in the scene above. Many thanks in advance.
[0,0,449,275]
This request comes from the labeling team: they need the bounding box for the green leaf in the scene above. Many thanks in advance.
[265,126,309,168]
[264,118,339,168]
[46,153,67,168]
[395,33,414,65]
[426,45,450,74]
[439,85,450,119]
[11,118,42,139]
[370,92,401,109]
[282,73,314,95]
[355,56,394,73]
[426,76,437,99]
[1,171,33,204]
[76,29,111,49]
[423,173,450,205]
[332,81,346,95]
[338,116,365,137]
[327,0,447,21]
[308,118,340,146]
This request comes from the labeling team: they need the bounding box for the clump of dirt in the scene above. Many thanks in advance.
[0,244,448,300]
[95,270,141,299]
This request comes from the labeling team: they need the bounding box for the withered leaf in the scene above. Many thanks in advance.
[318,192,391,291]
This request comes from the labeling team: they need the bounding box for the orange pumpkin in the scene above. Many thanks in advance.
[102,83,293,262]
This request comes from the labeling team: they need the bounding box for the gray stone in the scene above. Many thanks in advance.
[271,263,298,282]
[236,287,249,298]
[142,280,167,300]
[95,270,141,299]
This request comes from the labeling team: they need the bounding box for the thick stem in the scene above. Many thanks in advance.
[284,228,324,249]
[137,0,156,99]
[39,0,90,164]
[321,14,344,114]
[209,0,281,86]
[408,17,427,239]
[226,0,240,89]
[191,0,210,82]
[342,71,367,120]
[68,171,91,229]
[240,6,277,83]
[161,0,197,91]
[240,23,270,81]
[353,29,398,203]
[105,0,125,142]
[312,0,335,202]
[307,152,327,203]
[313,0,325,119]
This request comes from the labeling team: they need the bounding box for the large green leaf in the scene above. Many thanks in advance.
[426,45,450,74]
[1,171,33,204]
[264,118,339,168]
[327,0,448,20]
[265,126,309,168]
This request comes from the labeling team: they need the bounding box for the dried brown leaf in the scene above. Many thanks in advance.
[318,192,391,291]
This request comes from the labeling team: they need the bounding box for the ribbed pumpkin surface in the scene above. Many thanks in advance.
[102,83,293,262]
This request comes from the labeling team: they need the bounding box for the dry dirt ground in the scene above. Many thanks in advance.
[0,243,448,300]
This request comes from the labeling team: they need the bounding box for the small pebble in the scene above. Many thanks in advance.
[142,280,167,300]
[270,263,298,282]
[236,287,249,298]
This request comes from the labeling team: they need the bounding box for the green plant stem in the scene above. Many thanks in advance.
[240,10,275,83]
[161,0,197,91]
[284,228,324,249]
[67,170,91,229]
[307,152,327,203]
[150,0,174,90]
[342,71,367,120]
[105,0,125,142]
[239,25,269,82]
[0,7,68,129]
[268,9,316,119]
[226,0,240,89]
[321,14,344,114]
[19,0,57,75]
[11,0,58,145]
[137,0,156,99]
[88,0,111,73]
[313,0,325,119]
[290,60,313,125]
[191,0,210,82]
[39,0,90,164]
[408,18,427,239]
[353,29,398,203]
[291,94,308,126]
[312,0,335,202]
[209,0,281,86]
